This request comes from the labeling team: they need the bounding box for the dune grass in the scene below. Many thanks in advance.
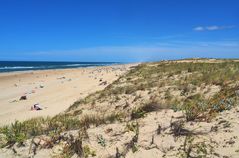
[1,59,239,149]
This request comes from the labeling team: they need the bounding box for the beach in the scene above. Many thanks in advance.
[0,64,135,126]
[0,60,239,157]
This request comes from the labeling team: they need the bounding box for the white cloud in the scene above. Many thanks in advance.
[28,41,239,56]
[206,26,220,31]
[194,25,236,31]
[194,26,205,31]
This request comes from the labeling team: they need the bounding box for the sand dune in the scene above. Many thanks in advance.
[1,60,239,158]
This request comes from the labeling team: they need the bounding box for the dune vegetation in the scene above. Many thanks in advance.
[1,59,239,157]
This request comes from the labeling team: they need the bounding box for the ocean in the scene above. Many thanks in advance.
[0,61,118,73]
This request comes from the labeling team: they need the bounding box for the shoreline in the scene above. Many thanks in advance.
[0,62,133,75]
[0,63,137,126]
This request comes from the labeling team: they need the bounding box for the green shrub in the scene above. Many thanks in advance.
[180,95,208,121]
[178,136,212,157]
[125,122,139,133]
[83,145,96,157]
[1,121,27,146]
[131,107,146,120]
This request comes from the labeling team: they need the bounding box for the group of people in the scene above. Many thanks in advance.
[19,94,43,111]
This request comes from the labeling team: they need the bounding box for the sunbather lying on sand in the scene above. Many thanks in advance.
[31,104,42,111]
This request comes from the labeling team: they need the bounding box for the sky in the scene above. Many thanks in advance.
[0,0,239,62]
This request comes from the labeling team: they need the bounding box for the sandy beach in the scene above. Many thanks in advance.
[0,60,239,158]
[0,64,135,126]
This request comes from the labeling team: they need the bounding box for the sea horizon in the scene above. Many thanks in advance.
[0,61,121,73]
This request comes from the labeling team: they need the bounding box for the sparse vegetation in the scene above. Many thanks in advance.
[1,59,239,157]
[178,136,213,158]
[0,121,27,147]
[124,121,139,154]
[131,101,165,119]
[0,113,120,147]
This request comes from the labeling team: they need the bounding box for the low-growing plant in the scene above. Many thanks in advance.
[131,101,164,120]
[125,122,139,133]
[1,121,27,147]
[178,136,213,158]
[131,107,146,120]
[123,121,139,154]
[143,100,169,111]
[97,134,106,147]
[83,145,96,157]
[80,113,120,128]
[180,95,208,121]
[170,120,191,137]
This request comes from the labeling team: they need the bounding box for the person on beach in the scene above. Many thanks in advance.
[31,103,42,111]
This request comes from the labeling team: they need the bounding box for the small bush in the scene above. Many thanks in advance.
[131,101,164,120]
[125,86,137,94]
[178,136,212,157]
[180,95,208,121]
[131,107,146,120]
[125,122,139,133]
[83,145,96,157]
[1,121,27,146]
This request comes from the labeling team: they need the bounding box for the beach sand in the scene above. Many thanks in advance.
[0,64,135,126]
[0,60,239,158]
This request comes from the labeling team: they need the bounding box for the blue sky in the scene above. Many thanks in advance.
[0,0,239,62]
